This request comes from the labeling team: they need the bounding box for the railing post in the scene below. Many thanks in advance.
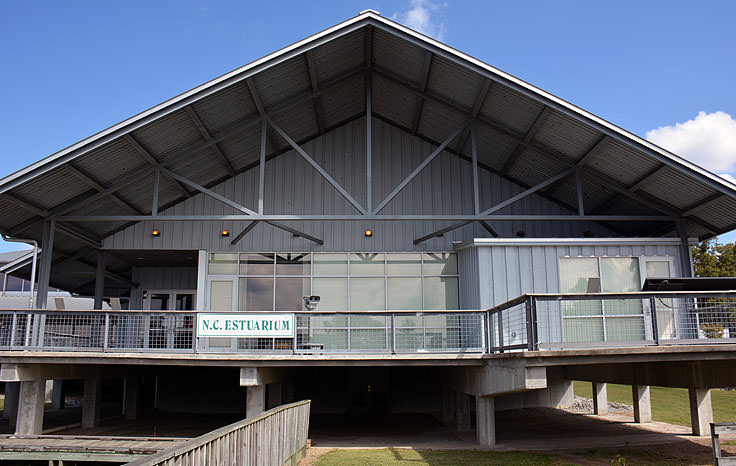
[10,312,17,348]
[193,312,199,354]
[530,297,539,351]
[497,310,504,353]
[483,311,490,353]
[292,315,297,355]
[525,297,535,351]
[24,312,32,347]
[649,296,660,345]
[103,313,110,352]
[390,313,396,354]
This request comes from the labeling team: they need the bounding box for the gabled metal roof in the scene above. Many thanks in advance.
[1,9,734,272]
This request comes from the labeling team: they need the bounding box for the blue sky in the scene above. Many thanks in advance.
[1,0,735,252]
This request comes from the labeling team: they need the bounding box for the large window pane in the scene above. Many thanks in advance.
[606,317,645,341]
[387,277,422,310]
[423,253,457,275]
[239,253,274,275]
[387,253,421,275]
[423,277,459,309]
[313,254,347,276]
[564,317,603,342]
[559,257,602,317]
[276,253,311,275]
[275,277,310,312]
[208,253,237,275]
[238,277,273,311]
[600,257,641,292]
[350,277,385,310]
[350,253,384,276]
[312,278,347,311]
[209,280,233,311]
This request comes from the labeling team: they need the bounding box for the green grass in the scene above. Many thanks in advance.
[315,449,556,466]
[573,381,736,426]
[314,447,713,466]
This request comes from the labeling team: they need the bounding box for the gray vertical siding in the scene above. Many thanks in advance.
[104,117,614,252]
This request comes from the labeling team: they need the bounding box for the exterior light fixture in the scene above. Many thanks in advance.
[364,229,373,237]
[152,230,161,237]
[221,230,230,237]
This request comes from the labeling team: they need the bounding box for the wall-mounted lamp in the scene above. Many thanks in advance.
[364,229,373,237]
[221,230,230,237]
[152,230,161,237]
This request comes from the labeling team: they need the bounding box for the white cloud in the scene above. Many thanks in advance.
[391,0,448,40]
[646,111,736,174]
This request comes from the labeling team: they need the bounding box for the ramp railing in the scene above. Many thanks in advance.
[488,291,736,352]
[123,400,311,466]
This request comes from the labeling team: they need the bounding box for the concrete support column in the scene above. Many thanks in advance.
[93,251,107,310]
[456,392,471,431]
[16,379,45,435]
[546,371,574,409]
[632,385,652,423]
[592,382,608,415]
[82,377,102,429]
[3,382,20,430]
[688,388,713,436]
[124,376,139,421]
[476,396,495,447]
[442,387,454,426]
[246,385,265,419]
[49,380,63,411]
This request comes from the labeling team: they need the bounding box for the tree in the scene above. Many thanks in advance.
[692,239,736,277]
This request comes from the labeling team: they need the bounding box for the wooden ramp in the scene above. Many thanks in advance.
[0,434,189,463]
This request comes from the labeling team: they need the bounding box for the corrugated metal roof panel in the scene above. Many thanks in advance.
[270,100,320,146]
[72,139,151,187]
[217,124,263,170]
[475,125,517,171]
[10,167,89,210]
[585,138,661,187]
[533,110,602,159]
[310,28,366,83]
[132,109,203,163]
[321,73,365,128]
[698,195,736,230]
[373,73,421,130]
[643,169,716,210]
[372,27,426,85]
[506,149,569,189]
[480,85,544,135]
[250,56,310,109]
[191,80,257,135]
[416,98,467,147]
[427,55,484,112]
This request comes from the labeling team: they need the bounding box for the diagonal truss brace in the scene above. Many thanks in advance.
[373,119,469,214]
[480,167,576,216]
[268,119,367,215]
[160,168,257,216]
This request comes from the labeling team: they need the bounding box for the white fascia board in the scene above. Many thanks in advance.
[454,237,698,250]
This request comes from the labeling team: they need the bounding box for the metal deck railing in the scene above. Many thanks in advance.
[487,291,736,352]
[0,292,734,355]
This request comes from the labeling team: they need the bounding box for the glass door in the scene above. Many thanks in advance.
[643,259,676,339]
[143,290,196,349]
[206,278,237,348]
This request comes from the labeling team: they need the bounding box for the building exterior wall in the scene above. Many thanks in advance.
[130,267,197,309]
[104,118,615,253]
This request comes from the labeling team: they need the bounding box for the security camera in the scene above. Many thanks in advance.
[303,295,320,311]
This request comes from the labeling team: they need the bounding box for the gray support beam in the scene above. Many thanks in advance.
[16,379,45,435]
[4,382,19,430]
[471,120,480,215]
[688,388,713,436]
[478,220,500,237]
[268,119,367,215]
[632,385,652,423]
[414,221,472,245]
[230,221,261,246]
[93,251,106,310]
[246,78,282,153]
[160,168,257,216]
[258,121,267,214]
[373,119,468,214]
[63,164,142,214]
[36,220,55,309]
[575,168,585,216]
[185,106,237,176]
[125,134,191,199]
[476,395,495,447]
[304,51,325,135]
[481,167,576,216]
[411,51,433,135]
[456,79,492,154]
[264,222,323,245]
[246,385,265,419]
[49,380,63,411]
[681,193,723,217]
[366,71,373,213]
[500,107,550,175]
[677,220,693,277]
[57,214,674,222]
[82,377,101,429]
[592,382,608,415]
[151,167,160,216]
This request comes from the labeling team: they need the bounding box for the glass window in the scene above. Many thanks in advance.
[209,280,233,311]
[276,253,311,275]
[350,253,384,275]
[559,257,600,294]
[350,277,385,310]
[238,277,273,311]
[600,257,641,293]
[275,277,310,311]
[423,253,457,275]
[387,277,422,310]
[646,260,671,278]
[313,254,347,276]
[423,277,459,310]
[312,278,347,311]
[208,253,237,275]
[387,254,421,275]
[239,253,274,275]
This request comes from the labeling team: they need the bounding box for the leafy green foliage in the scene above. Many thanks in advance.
[692,239,736,277]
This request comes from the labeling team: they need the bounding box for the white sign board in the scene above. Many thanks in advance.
[196,313,295,338]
